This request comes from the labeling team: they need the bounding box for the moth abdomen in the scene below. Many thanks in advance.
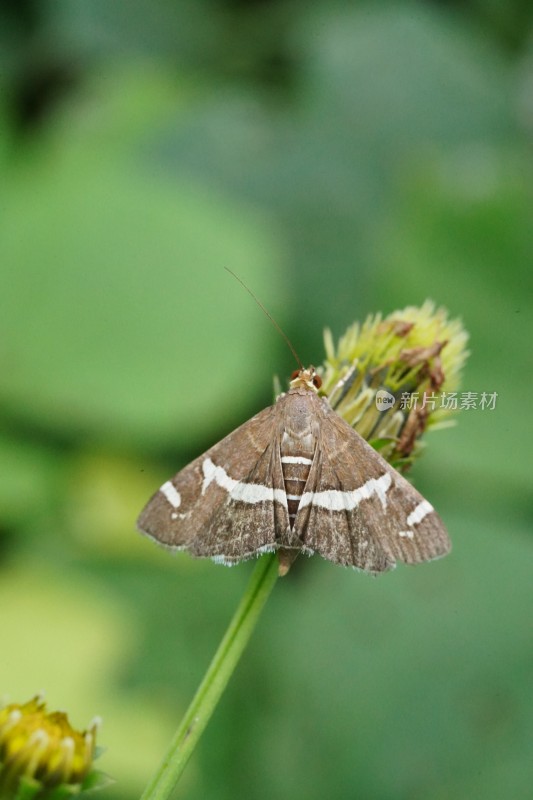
[280,453,314,529]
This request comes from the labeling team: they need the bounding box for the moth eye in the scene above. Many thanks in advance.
[291,370,300,380]
[313,375,323,389]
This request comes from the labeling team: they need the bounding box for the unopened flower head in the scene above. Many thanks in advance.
[0,695,101,799]
[321,300,469,470]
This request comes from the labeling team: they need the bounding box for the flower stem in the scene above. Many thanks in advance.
[140,553,279,800]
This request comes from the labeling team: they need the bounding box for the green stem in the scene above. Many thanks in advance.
[140,553,279,800]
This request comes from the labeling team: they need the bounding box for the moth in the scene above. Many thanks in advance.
[137,366,451,575]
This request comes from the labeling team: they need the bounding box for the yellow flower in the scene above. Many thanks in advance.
[0,696,100,799]
[321,300,469,470]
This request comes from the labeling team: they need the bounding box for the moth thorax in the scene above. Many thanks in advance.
[280,430,315,529]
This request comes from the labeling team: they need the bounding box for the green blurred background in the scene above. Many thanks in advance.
[1,1,532,798]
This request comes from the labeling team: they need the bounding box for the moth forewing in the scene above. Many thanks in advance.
[137,404,284,556]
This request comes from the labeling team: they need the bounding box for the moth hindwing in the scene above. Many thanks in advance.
[137,367,450,573]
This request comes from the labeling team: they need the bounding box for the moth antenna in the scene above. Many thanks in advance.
[224,267,304,370]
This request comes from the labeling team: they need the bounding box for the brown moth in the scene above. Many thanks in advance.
[137,367,451,575]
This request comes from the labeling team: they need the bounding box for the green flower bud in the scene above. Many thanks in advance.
[320,300,469,470]
[0,696,107,800]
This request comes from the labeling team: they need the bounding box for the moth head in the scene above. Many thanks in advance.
[290,366,323,393]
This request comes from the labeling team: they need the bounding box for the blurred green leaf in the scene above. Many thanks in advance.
[0,435,61,526]
[145,3,519,358]
[0,69,286,449]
